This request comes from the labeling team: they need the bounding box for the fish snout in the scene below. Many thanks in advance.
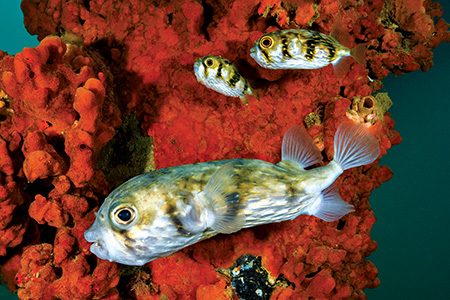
[84,226,111,260]
[193,59,201,73]
[84,219,103,243]
[84,227,97,242]
[249,46,257,59]
[89,240,111,261]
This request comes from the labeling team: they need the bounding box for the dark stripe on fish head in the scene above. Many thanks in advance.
[202,59,209,78]
[261,49,272,63]
[257,33,277,64]
[116,229,139,254]
[120,229,135,248]
[223,58,232,65]
[202,56,221,78]
[118,228,153,254]
[217,61,223,79]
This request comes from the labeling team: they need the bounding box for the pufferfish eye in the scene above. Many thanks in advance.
[112,206,137,225]
[259,36,273,49]
[205,58,215,67]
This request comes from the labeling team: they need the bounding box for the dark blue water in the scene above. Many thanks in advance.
[0,1,448,299]
[365,2,450,296]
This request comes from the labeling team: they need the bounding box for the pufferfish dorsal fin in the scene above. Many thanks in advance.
[204,163,245,234]
[281,125,322,169]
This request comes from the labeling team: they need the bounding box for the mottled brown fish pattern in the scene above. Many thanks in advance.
[85,123,379,265]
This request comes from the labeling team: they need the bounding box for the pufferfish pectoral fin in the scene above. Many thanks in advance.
[281,125,322,169]
[175,194,208,233]
[204,163,245,234]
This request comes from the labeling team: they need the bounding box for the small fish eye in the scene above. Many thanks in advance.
[114,207,136,225]
[205,58,214,67]
[260,36,273,49]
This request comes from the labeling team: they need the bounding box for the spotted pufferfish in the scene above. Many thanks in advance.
[84,122,379,266]
[250,29,365,70]
[194,55,254,104]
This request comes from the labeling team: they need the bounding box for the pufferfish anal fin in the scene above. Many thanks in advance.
[308,186,355,222]
[281,125,322,169]
[204,163,245,234]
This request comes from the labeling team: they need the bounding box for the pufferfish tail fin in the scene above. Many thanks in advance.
[330,18,366,78]
[332,44,367,77]
[281,125,322,169]
[239,86,259,105]
[333,122,380,170]
[330,12,367,66]
[350,44,366,66]
[310,186,354,222]
[204,163,245,234]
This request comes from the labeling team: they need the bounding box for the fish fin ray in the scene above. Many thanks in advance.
[240,91,258,105]
[204,163,245,234]
[333,56,352,77]
[333,122,380,170]
[239,95,250,105]
[312,186,354,222]
[350,44,366,65]
[282,125,322,169]
[251,88,260,100]
[330,18,350,47]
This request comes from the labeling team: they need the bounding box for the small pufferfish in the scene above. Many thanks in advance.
[84,122,379,266]
[194,55,254,104]
[250,29,365,71]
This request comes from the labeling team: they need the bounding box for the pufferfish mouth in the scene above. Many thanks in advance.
[84,225,111,260]
[89,241,109,260]
[84,227,98,243]
[193,60,201,73]
[85,235,110,261]
[249,46,258,59]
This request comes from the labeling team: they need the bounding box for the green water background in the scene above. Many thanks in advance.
[0,1,449,299]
